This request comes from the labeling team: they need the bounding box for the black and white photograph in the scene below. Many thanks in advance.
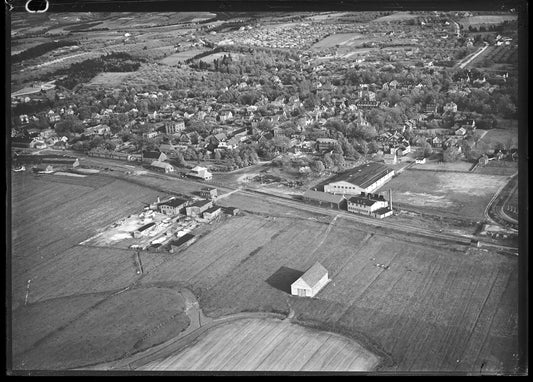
[6,0,528,376]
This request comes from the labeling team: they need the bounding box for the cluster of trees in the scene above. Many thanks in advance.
[12,40,79,64]
[55,52,144,89]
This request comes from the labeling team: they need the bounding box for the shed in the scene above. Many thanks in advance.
[291,262,330,298]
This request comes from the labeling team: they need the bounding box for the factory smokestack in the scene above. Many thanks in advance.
[389,189,393,211]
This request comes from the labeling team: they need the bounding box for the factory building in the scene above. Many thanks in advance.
[323,162,394,196]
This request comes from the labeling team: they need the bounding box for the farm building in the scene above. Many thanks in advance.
[169,233,196,253]
[303,190,347,209]
[222,206,240,216]
[323,162,394,196]
[185,199,213,217]
[188,166,212,180]
[158,198,189,216]
[200,187,218,199]
[291,262,330,298]
[203,206,222,220]
[132,222,156,238]
[415,157,427,164]
[142,150,167,163]
[150,161,175,173]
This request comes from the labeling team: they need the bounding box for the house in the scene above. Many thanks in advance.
[142,151,167,163]
[165,120,185,134]
[185,199,213,217]
[200,187,218,200]
[347,192,389,216]
[424,103,438,114]
[323,162,395,195]
[302,190,347,210]
[430,136,443,147]
[143,130,160,139]
[291,262,330,298]
[203,206,222,220]
[187,166,212,180]
[158,197,189,216]
[219,110,233,122]
[150,160,175,173]
[169,234,196,253]
[316,138,338,152]
[443,102,457,113]
[415,157,427,164]
[356,100,380,109]
[455,127,467,136]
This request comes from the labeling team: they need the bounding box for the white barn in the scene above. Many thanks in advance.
[291,262,330,298]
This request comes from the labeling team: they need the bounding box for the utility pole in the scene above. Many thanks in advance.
[136,250,144,275]
[24,279,31,305]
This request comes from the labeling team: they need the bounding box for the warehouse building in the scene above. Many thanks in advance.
[303,189,347,209]
[158,198,189,216]
[291,262,330,298]
[323,162,394,195]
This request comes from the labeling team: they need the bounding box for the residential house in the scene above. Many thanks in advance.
[150,160,175,173]
[142,151,167,163]
[443,102,458,113]
[187,166,212,180]
[316,138,338,152]
[200,187,218,200]
[347,192,390,216]
[455,127,467,136]
[165,120,185,134]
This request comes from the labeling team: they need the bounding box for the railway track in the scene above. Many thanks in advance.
[486,174,519,231]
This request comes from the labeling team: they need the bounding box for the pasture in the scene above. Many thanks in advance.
[139,318,380,371]
[377,170,509,220]
[479,127,519,149]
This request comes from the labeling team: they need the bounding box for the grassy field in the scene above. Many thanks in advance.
[376,170,509,220]
[479,128,519,150]
[412,160,473,172]
[474,161,518,176]
[89,72,135,86]
[159,49,206,65]
[372,12,419,23]
[139,318,380,371]
[138,212,518,372]
[311,33,364,49]
[458,15,517,27]
[12,287,189,370]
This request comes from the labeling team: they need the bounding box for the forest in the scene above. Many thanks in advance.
[12,40,79,64]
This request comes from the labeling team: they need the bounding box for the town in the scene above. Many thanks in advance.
[9,9,522,375]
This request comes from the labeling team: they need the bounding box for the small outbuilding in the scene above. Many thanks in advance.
[291,262,330,298]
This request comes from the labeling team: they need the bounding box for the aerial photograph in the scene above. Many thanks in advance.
[7,5,526,375]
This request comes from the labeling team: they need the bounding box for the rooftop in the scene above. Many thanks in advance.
[325,162,394,189]
[160,198,188,208]
[300,262,328,288]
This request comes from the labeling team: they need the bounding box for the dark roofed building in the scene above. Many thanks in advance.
[303,190,347,209]
[323,162,394,195]
[347,192,389,216]
[158,198,189,215]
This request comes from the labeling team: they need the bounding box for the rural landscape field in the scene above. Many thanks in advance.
[9,7,523,376]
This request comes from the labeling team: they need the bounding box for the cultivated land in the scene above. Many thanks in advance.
[377,170,509,220]
[139,317,380,371]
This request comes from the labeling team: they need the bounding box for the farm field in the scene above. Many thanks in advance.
[138,213,518,372]
[376,170,509,220]
[159,49,206,65]
[139,318,380,371]
[479,127,519,149]
[474,161,518,176]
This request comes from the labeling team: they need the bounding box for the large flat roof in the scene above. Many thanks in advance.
[303,190,346,204]
[325,162,393,189]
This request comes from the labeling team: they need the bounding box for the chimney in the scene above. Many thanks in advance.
[389,189,392,211]
[157,196,160,203]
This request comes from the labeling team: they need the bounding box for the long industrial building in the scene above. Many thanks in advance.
[323,162,394,195]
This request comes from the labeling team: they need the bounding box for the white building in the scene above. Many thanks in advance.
[291,262,330,298]
[347,192,391,218]
[187,166,212,180]
[150,160,175,173]
[323,162,395,195]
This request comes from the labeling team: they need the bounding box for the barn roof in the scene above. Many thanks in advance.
[300,262,328,288]
[160,198,188,208]
[325,162,393,189]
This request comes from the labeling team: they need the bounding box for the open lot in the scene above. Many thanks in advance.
[474,161,518,176]
[479,127,519,150]
[139,317,380,371]
[311,33,365,49]
[412,160,473,172]
[376,170,509,220]
[89,72,135,86]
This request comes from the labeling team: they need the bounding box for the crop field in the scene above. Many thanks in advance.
[458,15,517,27]
[88,72,135,86]
[159,49,206,65]
[376,170,509,219]
[139,318,380,371]
[137,212,518,372]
